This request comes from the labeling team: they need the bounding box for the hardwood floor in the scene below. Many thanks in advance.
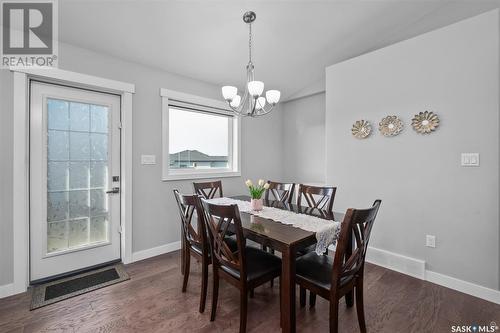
[1,250,499,332]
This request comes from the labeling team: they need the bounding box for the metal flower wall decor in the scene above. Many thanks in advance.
[411,111,440,134]
[351,120,372,139]
[379,115,404,137]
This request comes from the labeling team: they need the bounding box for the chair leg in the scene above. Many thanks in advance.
[240,288,248,333]
[199,258,208,313]
[345,291,354,308]
[299,286,306,308]
[210,268,219,321]
[181,239,185,275]
[309,292,316,308]
[356,280,367,333]
[329,299,339,333]
[182,250,190,292]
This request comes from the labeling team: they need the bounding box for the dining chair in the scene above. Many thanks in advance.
[297,184,337,216]
[296,184,337,259]
[262,181,296,259]
[174,190,231,313]
[296,200,382,333]
[201,199,282,333]
[264,181,295,205]
[193,180,223,199]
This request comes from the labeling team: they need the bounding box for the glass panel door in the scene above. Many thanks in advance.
[30,82,121,281]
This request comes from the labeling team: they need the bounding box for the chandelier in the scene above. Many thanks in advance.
[221,11,281,117]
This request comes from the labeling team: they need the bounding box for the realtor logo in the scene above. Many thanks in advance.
[1,0,58,67]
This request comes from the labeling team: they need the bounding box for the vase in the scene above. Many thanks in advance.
[250,198,263,211]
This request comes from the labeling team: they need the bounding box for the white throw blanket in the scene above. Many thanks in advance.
[206,197,341,255]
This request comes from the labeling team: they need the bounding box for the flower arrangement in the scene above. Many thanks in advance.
[245,179,270,199]
[245,179,269,211]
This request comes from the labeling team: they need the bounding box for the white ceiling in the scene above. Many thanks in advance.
[59,0,500,100]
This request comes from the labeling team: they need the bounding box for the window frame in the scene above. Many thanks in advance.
[161,88,241,181]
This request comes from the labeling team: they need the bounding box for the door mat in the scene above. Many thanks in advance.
[30,263,129,310]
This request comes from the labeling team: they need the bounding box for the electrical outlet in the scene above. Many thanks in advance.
[426,235,436,248]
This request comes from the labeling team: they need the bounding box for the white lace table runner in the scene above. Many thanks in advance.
[206,197,341,255]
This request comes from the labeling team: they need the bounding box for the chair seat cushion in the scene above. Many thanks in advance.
[297,244,316,256]
[296,252,351,290]
[221,247,281,282]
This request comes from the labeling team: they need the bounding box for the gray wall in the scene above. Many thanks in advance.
[0,43,283,286]
[326,10,499,289]
[0,71,14,285]
[282,93,326,184]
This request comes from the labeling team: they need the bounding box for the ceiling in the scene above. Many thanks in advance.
[59,0,500,100]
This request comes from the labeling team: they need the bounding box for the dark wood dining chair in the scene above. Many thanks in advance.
[264,181,295,205]
[173,190,212,313]
[201,199,282,333]
[296,184,337,260]
[296,200,382,333]
[193,180,223,199]
[297,184,337,216]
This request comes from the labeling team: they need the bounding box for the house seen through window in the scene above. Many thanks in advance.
[169,107,230,170]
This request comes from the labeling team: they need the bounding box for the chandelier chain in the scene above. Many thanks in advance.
[248,23,252,63]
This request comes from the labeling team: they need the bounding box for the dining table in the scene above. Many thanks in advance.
[228,195,346,333]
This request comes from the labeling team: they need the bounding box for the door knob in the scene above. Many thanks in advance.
[106,187,120,194]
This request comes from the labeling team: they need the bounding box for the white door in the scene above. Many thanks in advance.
[30,82,121,281]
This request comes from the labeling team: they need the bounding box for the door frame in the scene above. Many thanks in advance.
[11,68,135,294]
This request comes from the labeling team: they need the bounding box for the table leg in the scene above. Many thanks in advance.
[281,246,296,333]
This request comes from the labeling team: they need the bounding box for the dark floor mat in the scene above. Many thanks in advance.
[30,263,129,310]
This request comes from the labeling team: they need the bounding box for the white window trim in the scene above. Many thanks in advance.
[160,88,241,181]
[11,68,134,296]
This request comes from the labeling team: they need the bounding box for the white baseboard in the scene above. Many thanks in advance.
[366,246,426,279]
[426,270,500,305]
[366,246,500,305]
[0,283,15,299]
[131,240,181,262]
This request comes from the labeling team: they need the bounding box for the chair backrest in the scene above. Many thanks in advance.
[297,184,337,214]
[193,180,223,199]
[201,200,247,280]
[173,190,208,255]
[331,200,381,293]
[265,181,295,205]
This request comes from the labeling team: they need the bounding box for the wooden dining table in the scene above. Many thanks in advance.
[230,195,345,333]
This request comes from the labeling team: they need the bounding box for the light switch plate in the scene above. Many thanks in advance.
[426,235,436,248]
[461,153,479,167]
[141,154,156,165]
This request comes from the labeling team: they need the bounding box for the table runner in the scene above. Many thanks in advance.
[206,197,341,255]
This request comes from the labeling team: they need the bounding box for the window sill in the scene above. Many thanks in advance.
[162,170,241,182]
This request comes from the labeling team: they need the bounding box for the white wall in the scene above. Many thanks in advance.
[326,10,499,290]
[282,92,326,184]
[0,43,283,286]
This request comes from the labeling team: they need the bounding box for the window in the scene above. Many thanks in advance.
[161,89,240,181]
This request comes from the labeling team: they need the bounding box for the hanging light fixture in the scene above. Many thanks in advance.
[221,11,281,117]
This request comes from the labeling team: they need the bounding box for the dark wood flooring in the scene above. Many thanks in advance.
[1,250,499,332]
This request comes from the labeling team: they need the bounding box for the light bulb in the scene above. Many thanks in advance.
[222,86,237,101]
[255,97,266,110]
[266,90,281,105]
[230,95,241,108]
[247,81,264,97]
